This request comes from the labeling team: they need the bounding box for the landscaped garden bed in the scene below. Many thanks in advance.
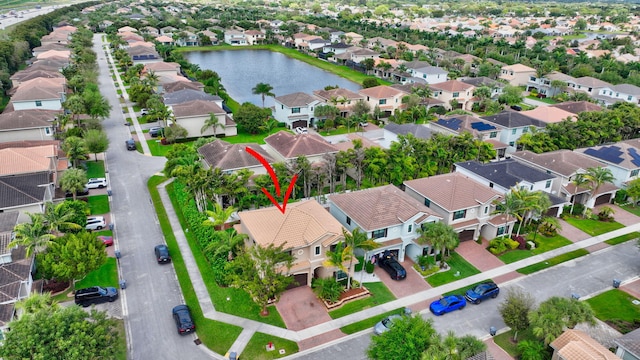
[322,286,370,310]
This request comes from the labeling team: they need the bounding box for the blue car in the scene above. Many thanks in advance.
[429,295,466,315]
[465,281,500,304]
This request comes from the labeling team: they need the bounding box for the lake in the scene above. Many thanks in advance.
[184,50,361,108]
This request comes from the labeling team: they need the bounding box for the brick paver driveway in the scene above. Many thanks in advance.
[456,239,504,272]
[374,258,431,299]
[594,204,640,226]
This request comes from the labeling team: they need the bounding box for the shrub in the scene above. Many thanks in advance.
[489,236,519,255]
[598,206,615,222]
[563,203,585,217]
[416,255,431,270]
[507,238,520,250]
[354,256,365,272]
[614,189,628,204]
[365,261,375,274]
[512,235,527,250]
[312,277,343,303]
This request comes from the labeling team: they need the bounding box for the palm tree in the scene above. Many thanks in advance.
[493,190,524,238]
[201,113,220,137]
[43,202,82,235]
[202,203,236,231]
[61,136,88,168]
[204,229,247,261]
[584,167,615,216]
[570,173,590,215]
[59,168,88,201]
[15,293,58,315]
[416,222,459,268]
[8,213,56,257]
[323,242,352,282]
[252,82,275,108]
[342,228,379,290]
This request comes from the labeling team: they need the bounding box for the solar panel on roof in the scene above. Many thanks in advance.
[628,148,640,167]
[471,122,496,131]
[437,118,463,130]
[584,146,624,165]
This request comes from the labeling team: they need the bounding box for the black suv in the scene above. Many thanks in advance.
[172,304,195,335]
[155,244,171,264]
[378,251,406,280]
[465,281,499,304]
[75,286,118,307]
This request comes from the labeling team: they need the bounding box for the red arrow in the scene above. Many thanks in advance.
[245,147,298,214]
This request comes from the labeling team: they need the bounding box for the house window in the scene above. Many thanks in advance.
[452,92,459,98]
[628,95,633,101]
[35,100,42,107]
[291,108,301,114]
[490,131,497,138]
[315,246,321,256]
[408,224,413,233]
[346,216,351,225]
[281,105,284,110]
[424,198,431,207]
[489,183,494,188]
[545,180,552,188]
[335,270,347,281]
[371,228,387,239]
[497,226,507,236]
[44,127,52,136]
[522,127,529,133]
[631,169,639,177]
[379,99,387,105]
[484,206,489,214]
[512,129,517,135]
[509,141,515,147]
[453,209,466,220]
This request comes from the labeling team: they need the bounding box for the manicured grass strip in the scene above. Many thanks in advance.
[86,160,106,178]
[516,249,589,275]
[426,252,481,287]
[621,204,640,217]
[165,182,286,327]
[114,320,127,360]
[146,139,174,157]
[498,250,532,264]
[88,195,110,215]
[328,282,395,319]
[240,332,299,360]
[586,289,640,329]
[340,308,405,334]
[148,176,242,354]
[563,217,624,236]
[605,232,640,245]
[76,257,119,289]
[96,230,113,237]
[493,328,537,357]
[498,234,572,264]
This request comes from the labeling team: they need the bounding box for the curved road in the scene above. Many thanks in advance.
[93,34,211,360]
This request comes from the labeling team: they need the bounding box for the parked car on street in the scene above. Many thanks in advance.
[378,251,406,280]
[98,235,114,247]
[465,281,500,304]
[140,108,148,115]
[86,216,106,231]
[172,304,195,335]
[373,314,402,335]
[86,178,107,189]
[126,139,136,151]
[155,244,171,264]
[75,286,118,307]
[429,295,466,315]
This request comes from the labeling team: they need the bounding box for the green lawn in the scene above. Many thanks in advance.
[318,126,366,136]
[76,257,119,289]
[148,176,243,354]
[222,127,288,145]
[605,232,640,245]
[240,332,299,360]
[586,289,640,334]
[165,182,286,327]
[498,233,573,264]
[621,204,640,217]
[426,252,481,287]
[328,282,396,319]
[88,195,110,215]
[526,95,558,104]
[146,139,178,157]
[114,320,127,360]
[340,308,406,334]
[86,160,106,178]
[563,217,624,236]
[493,328,538,357]
[516,249,589,275]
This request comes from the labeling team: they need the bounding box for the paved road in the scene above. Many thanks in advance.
[293,242,640,360]
[93,34,211,360]
[0,4,73,30]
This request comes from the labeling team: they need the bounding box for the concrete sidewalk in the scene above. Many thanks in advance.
[157,179,640,357]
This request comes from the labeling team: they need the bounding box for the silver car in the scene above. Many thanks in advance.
[373,314,402,335]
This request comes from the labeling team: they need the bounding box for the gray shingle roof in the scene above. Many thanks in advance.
[163,89,221,105]
[615,328,640,357]
[481,111,547,129]
[455,159,554,188]
[0,173,49,209]
[0,109,58,131]
[384,123,432,139]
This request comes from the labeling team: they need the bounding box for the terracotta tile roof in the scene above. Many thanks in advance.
[163,81,203,93]
[452,218,480,230]
[264,131,338,159]
[0,145,58,176]
[550,329,620,360]
[501,63,536,72]
[488,214,514,226]
[485,139,508,149]
[274,92,320,107]
[358,85,404,99]
[171,100,225,117]
[0,109,58,131]
[313,88,364,102]
[198,140,273,171]
[143,61,180,72]
[430,80,474,93]
[156,35,174,43]
[11,78,65,102]
[36,50,71,60]
[404,173,502,211]
[511,150,604,177]
[329,185,441,231]
[549,101,602,114]
[238,199,346,249]
[520,106,576,123]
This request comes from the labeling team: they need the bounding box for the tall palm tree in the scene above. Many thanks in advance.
[342,228,379,290]
[43,202,82,235]
[417,222,459,268]
[202,203,237,231]
[15,293,58,315]
[570,173,590,215]
[201,113,220,137]
[59,168,88,201]
[323,242,352,282]
[252,82,275,108]
[61,136,88,168]
[584,167,615,215]
[493,190,524,238]
[8,213,56,257]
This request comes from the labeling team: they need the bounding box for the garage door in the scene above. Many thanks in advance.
[292,120,308,128]
[594,194,612,206]
[458,230,475,242]
[286,274,308,289]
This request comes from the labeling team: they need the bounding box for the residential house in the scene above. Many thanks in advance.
[312,88,365,118]
[481,111,547,153]
[343,32,363,45]
[237,199,348,287]
[198,141,273,175]
[348,47,380,63]
[163,89,222,107]
[244,30,265,45]
[519,106,576,124]
[550,329,620,360]
[126,45,160,63]
[358,85,406,117]
[404,173,511,241]
[431,114,507,158]
[307,38,331,51]
[10,78,65,111]
[263,131,338,163]
[118,26,138,33]
[198,30,218,45]
[0,172,54,218]
[526,71,577,97]
[40,32,69,46]
[570,76,611,97]
[142,62,181,78]
[329,31,345,43]
[548,101,602,115]
[170,100,236,138]
[367,37,398,52]
[615,328,640,360]
[406,63,449,85]
[511,150,618,208]
[31,43,69,57]
[499,63,536,86]
[455,159,568,217]
[328,185,442,262]
[322,43,352,56]
[36,50,71,61]
[430,80,476,111]
[0,245,35,337]
[459,77,505,99]
[224,30,247,46]
[9,69,64,87]
[0,212,19,264]
[0,144,66,186]
[0,109,59,142]
[272,92,322,129]
[576,139,640,187]
[594,83,640,106]
[176,31,199,47]
[162,80,204,94]
[141,26,159,36]
[382,123,432,148]
[160,26,177,36]
[155,35,175,46]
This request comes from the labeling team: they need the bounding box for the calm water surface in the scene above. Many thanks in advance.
[184,50,361,108]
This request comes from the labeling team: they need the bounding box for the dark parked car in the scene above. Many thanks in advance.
[510,105,523,111]
[429,295,466,315]
[126,138,136,150]
[149,127,164,138]
[74,286,118,307]
[378,251,406,280]
[155,244,171,264]
[172,304,195,335]
[465,281,500,304]
[65,187,89,197]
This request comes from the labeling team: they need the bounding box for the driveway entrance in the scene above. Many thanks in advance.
[373,257,431,298]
